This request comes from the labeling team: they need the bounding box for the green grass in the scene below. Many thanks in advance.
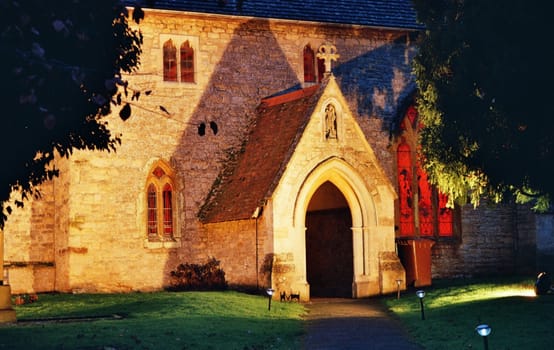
[0,291,305,350]
[384,277,554,349]
[4,278,552,349]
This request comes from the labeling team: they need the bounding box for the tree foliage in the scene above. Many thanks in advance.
[413,0,554,209]
[0,0,143,228]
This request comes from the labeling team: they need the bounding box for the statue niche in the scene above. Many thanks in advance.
[325,103,338,139]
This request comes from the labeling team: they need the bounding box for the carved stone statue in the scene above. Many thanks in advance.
[325,104,337,139]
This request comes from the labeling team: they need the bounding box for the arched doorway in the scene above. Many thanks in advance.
[306,181,353,297]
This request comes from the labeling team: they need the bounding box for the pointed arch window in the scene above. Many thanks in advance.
[303,44,325,84]
[161,36,197,84]
[304,45,316,83]
[146,163,176,241]
[162,183,173,237]
[180,40,195,83]
[396,105,455,238]
[163,39,178,82]
[147,184,158,238]
[397,140,415,235]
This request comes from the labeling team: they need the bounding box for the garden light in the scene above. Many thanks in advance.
[476,324,491,350]
[396,279,402,299]
[266,288,275,311]
[416,290,425,320]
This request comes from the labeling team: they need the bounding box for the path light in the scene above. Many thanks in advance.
[266,288,275,311]
[396,279,403,299]
[416,290,425,320]
[476,324,491,350]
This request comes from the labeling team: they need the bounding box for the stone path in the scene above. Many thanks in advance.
[302,298,423,350]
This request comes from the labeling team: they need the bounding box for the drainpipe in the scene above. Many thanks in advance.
[252,206,262,290]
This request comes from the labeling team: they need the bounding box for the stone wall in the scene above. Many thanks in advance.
[3,7,532,294]
[4,177,56,294]
[203,219,259,288]
[431,202,536,278]
[536,213,554,273]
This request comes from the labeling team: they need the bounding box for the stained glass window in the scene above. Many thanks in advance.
[317,56,325,82]
[180,41,194,83]
[163,184,173,237]
[146,162,175,241]
[396,106,455,238]
[163,40,177,82]
[147,184,158,237]
[417,165,434,236]
[438,193,453,236]
[304,45,316,83]
[397,141,414,236]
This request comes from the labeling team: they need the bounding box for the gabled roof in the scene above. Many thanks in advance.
[126,0,422,30]
[199,84,322,223]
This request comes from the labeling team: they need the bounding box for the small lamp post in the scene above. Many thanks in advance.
[396,279,402,299]
[266,288,275,311]
[416,290,425,320]
[476,324,491,350]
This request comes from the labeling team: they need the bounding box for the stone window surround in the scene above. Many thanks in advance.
[142,159,182,249]
[159,34,199,85]
[302,42,325,86]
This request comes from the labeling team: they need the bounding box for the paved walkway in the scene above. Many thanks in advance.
[302,298,423,350]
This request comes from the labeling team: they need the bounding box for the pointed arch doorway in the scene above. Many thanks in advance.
[306,181,353,297]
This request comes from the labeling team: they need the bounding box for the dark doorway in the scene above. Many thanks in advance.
[306,182,353,297]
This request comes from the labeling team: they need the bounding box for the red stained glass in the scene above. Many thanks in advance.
[163,40,177,82]
[304,45,316,83]
[397,142,414,236]
[438,193,453,236]
[163,184,173,237]
[147,184,157,236]
[317,57,325,82]
[153,166,165,178]
[396,105,455,239]
[180,41,194,83]
[417,165,433,236]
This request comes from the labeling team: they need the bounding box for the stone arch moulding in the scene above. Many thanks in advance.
[292,156,386,298]
[293,157,377,229]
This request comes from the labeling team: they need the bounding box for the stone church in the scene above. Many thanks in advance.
[2,0,548,300]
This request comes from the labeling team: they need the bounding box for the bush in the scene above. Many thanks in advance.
[168,257,227,291]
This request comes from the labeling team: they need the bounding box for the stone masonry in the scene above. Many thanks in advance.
[2,4,540,296]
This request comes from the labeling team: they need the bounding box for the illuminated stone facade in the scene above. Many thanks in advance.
[2,2,539,297]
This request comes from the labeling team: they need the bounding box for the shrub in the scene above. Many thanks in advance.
[168,257,227,291]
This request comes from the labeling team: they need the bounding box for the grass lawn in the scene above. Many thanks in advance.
[3,278,553,349]
[0,291,305,350]
[384,276,554,349]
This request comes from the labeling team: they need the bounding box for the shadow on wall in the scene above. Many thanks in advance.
[162,23,418,289]
[6,180,57,293]
[163,19,300,287]
[333,35,418,129]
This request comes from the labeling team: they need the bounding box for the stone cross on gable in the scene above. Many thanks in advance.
[317,42,340,74]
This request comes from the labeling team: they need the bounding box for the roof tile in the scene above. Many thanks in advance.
[200,83,323,223]
[126,0,422,29]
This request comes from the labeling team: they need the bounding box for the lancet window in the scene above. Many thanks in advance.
[303,44,325,84]
[163,38,196,83]
[146,162,176,241]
